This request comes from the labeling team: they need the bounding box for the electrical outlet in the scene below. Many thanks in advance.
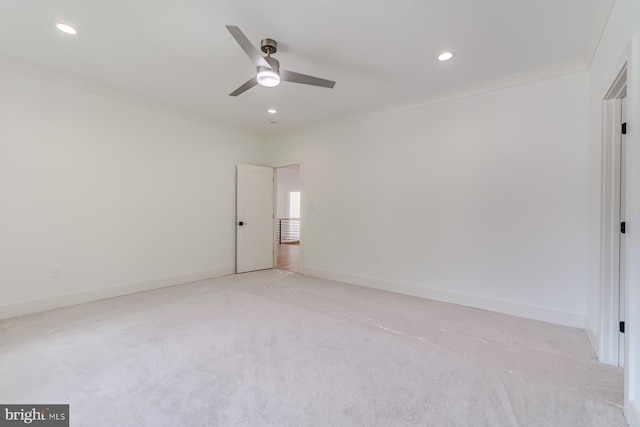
[51,265,62,278]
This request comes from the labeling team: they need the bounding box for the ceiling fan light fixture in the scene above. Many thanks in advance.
[257,67,280,87]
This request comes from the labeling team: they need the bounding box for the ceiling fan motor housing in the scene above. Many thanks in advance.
[261,38,278,55]
[263,56,280,71]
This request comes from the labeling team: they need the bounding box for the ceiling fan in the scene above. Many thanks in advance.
[225,25,336,96]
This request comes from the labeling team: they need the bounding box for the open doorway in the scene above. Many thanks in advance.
[274,165,301,272]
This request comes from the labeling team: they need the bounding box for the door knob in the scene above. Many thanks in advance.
[238,221,246,226]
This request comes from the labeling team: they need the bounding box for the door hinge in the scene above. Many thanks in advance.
[620,321,625,333]
[622,123,627,135]
[621,221,626,234]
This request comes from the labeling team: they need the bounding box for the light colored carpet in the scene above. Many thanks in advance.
[0,270,627,426]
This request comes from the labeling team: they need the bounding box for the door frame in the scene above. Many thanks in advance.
[272,163,304,273]
[600,63,627,367]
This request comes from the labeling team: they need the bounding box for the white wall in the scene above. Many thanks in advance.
[267,70,589,328]
[586,0,640,423]
[0,67,265,318]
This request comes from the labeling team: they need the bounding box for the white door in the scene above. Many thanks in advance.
[618,96,627,367]
[236,164,274,273]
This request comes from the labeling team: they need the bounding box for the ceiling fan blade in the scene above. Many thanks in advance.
[225,25,271,69]
[229,77,258,96]
[280,69,336,89]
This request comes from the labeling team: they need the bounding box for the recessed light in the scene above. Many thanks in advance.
[438,51,454,61]
[267,109,277,114]
[56,23,77,35]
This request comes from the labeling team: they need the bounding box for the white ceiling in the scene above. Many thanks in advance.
[0,0,614,139]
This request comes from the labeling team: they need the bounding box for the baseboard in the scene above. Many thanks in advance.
[584,316,599,358]
[0,267,234,320]
[630,401,640,427]
[303,268,585,328]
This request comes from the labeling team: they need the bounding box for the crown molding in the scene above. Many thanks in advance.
[583,0,616,67]
[1,53,589,144]
[267,58,589,142]
[0,54,263,140]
